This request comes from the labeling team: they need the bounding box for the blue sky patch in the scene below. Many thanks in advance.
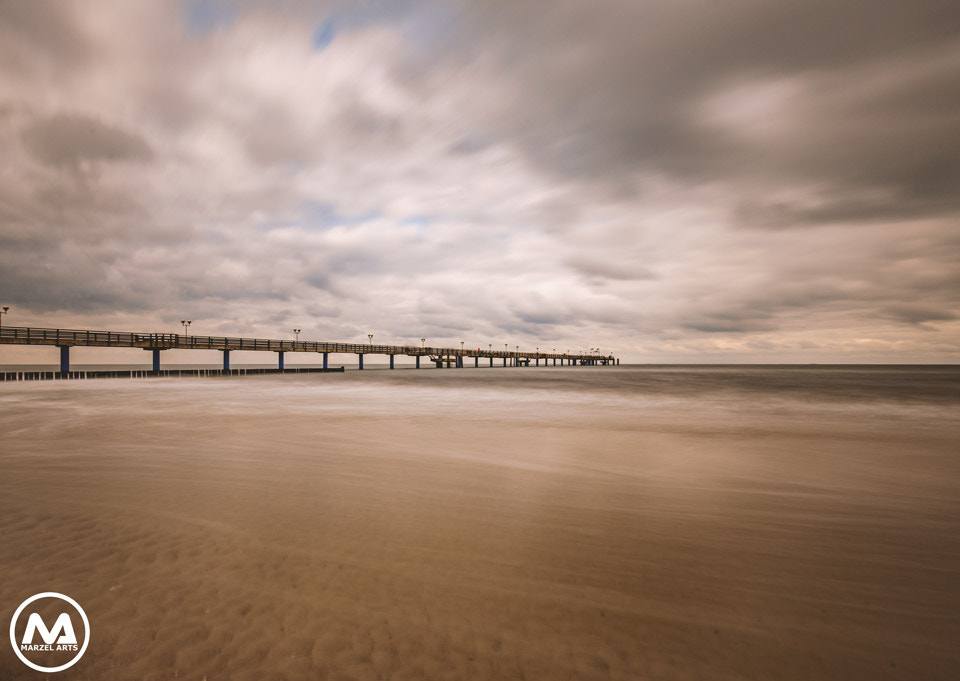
[301,201,380,230]
[312,20,337,50]
[182,0,236,35]
[399,215,436,232]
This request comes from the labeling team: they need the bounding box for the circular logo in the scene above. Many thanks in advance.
[9,592,90,673]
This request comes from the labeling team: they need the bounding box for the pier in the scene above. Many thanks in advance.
[0,325,618,379]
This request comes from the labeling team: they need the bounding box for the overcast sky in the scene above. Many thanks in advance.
[1,0,959,363]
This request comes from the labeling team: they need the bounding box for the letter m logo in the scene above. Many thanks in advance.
[21,613,77,645]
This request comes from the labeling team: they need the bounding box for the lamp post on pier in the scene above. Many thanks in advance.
[293,328,301,342]
[368,333,373,346]
[0,305,8,332]
[421,338,425,350]
[180,319,191,335]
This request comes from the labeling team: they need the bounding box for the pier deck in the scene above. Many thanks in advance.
[0,325,617,376]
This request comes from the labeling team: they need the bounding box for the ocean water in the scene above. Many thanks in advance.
[1,365,958,680]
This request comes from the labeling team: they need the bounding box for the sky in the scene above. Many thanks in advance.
[1,0,959,363]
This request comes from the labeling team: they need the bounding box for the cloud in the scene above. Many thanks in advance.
[21,113,153,167]
[565,254,654,282]
[0,0,958,362]
[422,1,960,220]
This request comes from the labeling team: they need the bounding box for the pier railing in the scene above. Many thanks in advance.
[0,326,615,362]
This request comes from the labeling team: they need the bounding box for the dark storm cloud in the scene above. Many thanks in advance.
[0,235,156,314]
[0,2,91,72]
[682,316,776,335]
[565,255,653,282]
[21,113,153,167]
[884,304,957,325]
[673,223,960,336]
[422,0,960,219]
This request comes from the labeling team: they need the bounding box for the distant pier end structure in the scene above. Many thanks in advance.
[0,325,618,378]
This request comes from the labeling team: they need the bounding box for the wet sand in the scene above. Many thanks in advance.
[1,369,958,679]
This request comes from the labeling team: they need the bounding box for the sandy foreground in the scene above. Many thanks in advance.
[0,375,958,680]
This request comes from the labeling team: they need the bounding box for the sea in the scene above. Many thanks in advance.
[0,365,957,680]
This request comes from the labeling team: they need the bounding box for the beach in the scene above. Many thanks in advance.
[1,366,958,680]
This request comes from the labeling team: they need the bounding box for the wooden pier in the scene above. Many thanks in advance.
[0,325,618,376]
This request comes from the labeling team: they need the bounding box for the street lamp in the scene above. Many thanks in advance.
[421,338,425,350]
[180,319,191,335]
[0,305,8,333]
[460,340,464,353]
[488,343,492,353]
[368,333,373,345]
[294,328,301,342]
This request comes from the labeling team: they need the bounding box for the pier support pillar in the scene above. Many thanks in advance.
[277,351,285,370]
[389,355,394,369]
[489,357,493,367]
[503,357,507,367]
[474,357,478,368]
[535,358,539,367]
[222,350,230,370]
[358,354,364,370]
[152,349,162,371]
[323,352,328,369]
[58,346,70,372]
[416,355,420,369]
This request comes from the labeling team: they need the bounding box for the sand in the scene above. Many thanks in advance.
[1,372,958,679]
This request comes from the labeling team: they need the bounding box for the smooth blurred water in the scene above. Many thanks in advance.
[1,365,958,680]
